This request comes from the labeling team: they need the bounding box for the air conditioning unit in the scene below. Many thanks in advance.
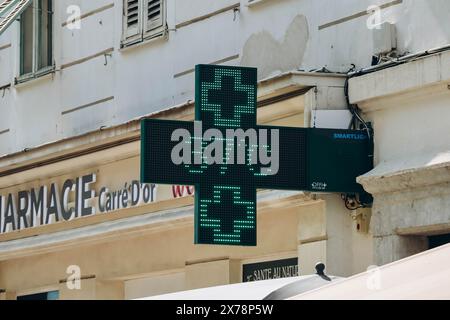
[372,22,397,56]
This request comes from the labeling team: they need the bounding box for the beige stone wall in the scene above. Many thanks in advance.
[124,272,185,299]
[0,196,319,299]
[0,191,376,299]
[297,194,374,277]
[185,259,240,290]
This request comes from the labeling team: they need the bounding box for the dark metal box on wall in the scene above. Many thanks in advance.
[306,128,373,194]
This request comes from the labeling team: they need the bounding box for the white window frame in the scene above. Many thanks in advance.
[122,0,166,48]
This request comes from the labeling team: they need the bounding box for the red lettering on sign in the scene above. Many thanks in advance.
[172,185,194,198]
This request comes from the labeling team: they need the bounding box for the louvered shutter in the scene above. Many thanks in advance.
[123,0,142,43]
[0,0,34,37]
[143,0,164,38]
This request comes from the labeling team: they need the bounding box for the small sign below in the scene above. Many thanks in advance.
[242,258,299,282]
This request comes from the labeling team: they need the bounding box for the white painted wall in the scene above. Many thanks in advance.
[0,0,449,155]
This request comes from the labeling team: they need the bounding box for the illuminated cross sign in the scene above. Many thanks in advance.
[141,65,372,246]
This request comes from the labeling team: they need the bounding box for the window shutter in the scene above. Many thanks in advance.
[0,0,34,37]
[143,0,164,37]
[123,0,141,43]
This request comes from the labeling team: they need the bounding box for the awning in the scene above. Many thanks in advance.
[290,243,450,300]
[0,0,33,37]
[136,274,342,300]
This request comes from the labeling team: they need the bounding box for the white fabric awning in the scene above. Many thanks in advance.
[137,275,341,300]
[0,0,33,37]
[290,243,450,300]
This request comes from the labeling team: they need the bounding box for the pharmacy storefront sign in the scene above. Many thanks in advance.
[0,173,157,234]
[141,65,373,246]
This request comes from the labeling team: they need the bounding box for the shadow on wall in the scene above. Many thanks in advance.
[241,15,309,80]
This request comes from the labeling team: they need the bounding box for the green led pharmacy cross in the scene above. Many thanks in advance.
[141,64,373,246]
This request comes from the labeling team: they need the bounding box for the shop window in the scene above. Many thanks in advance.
[122,0,166,48]
[18,0,53,83]
[17,290,59,300]
[428,233,450,249]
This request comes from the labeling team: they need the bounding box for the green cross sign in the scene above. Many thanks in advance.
[141,64,372,246]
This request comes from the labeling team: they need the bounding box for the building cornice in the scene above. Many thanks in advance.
[349,49,450,112]
[357,155,450,195]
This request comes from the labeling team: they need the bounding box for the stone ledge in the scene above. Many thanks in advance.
[349,50,450,108]
[357,153,450,195]
[396,223,450,236]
